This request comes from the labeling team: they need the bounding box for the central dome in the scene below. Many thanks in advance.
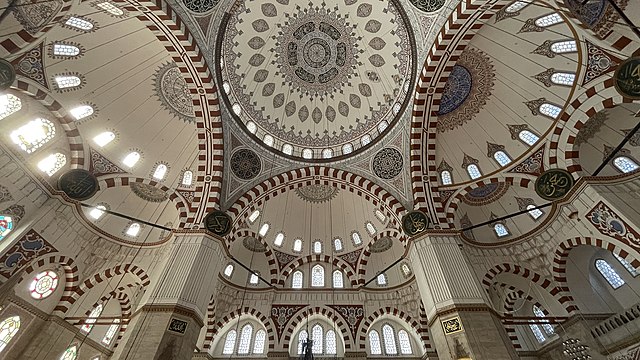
[219,0,415,160]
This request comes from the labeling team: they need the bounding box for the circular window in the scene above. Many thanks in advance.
[29,270,59,299]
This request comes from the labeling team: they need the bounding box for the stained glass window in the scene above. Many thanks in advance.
[342,143,353,155]
[274,232,285,246]
[596,259,625,289]
[152,164,168,180]
[93,131,115,147]
[312,324,323,354]
[0,94,22,120]
[38,153,66,176]
[440,170,452,185]
[259,223,269,237]
[126,223,140,237]
[398,330,412,354]
[494,151,511,166]
[311,265,324,287]
[550,40,577,54]
[55,75,82,89]
[282,144,293,155]
[352,232,362,245]
[248,210,260,223]
[60,345,77,360]
[505,0,528,12]
[382,324,397,355]
[81,304,103,333]
[122,151,140,167]
[11,118,56,153]
[253,329,266,354]
[539,103,562,119]
[293,239,303,252]
[292,271,303,289]
[224,264,234,277]
[222,330,236,354]
[533,305,554,335]
[369,330,382,355]
[326,330,337,354]
[70,105,94,120]
[0,216,14,241]
[95,1,124,15]
[467,164,482,179]
[322,148,333,159]
[237,324,253,354]
[535,13,563,27]
[519,130,539,146]
[333,238,343,252]
[494,223,509,237]
[53,43,80,57]
[333,270,343,288]
[0,316,20,353]
[613,156,639,173]
[313,241,322,254]
[29,270,58,299]
[297,330,308,354]
[101,319,120,346]
[376,273,387,286]
[550,72,575,86]
[181,170,193,186]
[65,16,94,30]
[365,222,376,235]
[614,253,638,276]
[529,324,546,343]
[527,204,544,220]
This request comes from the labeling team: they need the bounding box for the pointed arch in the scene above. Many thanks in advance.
[356,229,403,284]
[210,307,276,351]
[279,254,357,287]
[357,307,429,351]
[16,255,79,303]
[280,306,354,351]
[226,229,278,283]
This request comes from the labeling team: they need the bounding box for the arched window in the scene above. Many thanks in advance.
[222,329,237,354]
[224,264,234,277]
[253,329,266,354]
[527,204,544,220]
[613,156,639,173]
[365,222,376,236]
[274,232,285,247]
[550,40,577,54]
[376,273,387,286]
[60,345,77,360]
[505,0,528,12]
[398,330,412,354]
[248,210,260,224]
[282,143,293,155]
[519,130,539,146]
[293,238,303,252]
[81,304,103,333]
[352,232,362,245]
[29,270,59,299]
[95,1,124,16]
[466,164,482,179]
[70,105,94,120]
[126,223,141,237]
[342,143,353,155]
[529,323,546,343]
[326,330,337,354]
[292,271,303,289]
[54,75,82,89]
[322,148,333,159]
[263,135,274,147]
[0,316,20,353]
[535,13,563,27]
[539,103,562,119]
[614,253,638,277]
[52,43,81,57]
[382,324,397,355]
[361,134,371,146]
[401,263,412,277]
[246,120,256,132]
[493,151,511,166]
[312,324,323,354]
[302,149,313,159]
[0,94,22,120]
[101,319,120,345]
[152,164,168,180]
[258,223,269,236]
[375,210,386,222]
[311,265,324,287]
[232,103,242,116]
[93,131,115,147]
[89,204,108,220]
[0,216,14,241]
[378,120,389,132]
[38,153,66,176]
[248,272,259,285]
[493,223,509,237]
[65,16,94,30]
[369,330,382,355]
[333,238,343,252]
[237,324,253,354]
[440,170,452,185]
[533,305,554,335]
[333,270,344,288]
[550,72,575,86]
[181,170,193,186]
[11,118,55,153]
[596,259,625,289]
[297,330,308,355]
[313,241,322,254]
[122,151,140,167]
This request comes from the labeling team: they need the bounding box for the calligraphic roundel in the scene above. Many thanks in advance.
[58,169,99,201]
[401,210,429,237]
[534,168,575,201]
[204,210,232,236]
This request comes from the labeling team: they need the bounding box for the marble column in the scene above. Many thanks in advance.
[408,232,518,360]
[112,233,226,360]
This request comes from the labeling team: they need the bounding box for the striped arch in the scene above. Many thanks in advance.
[211,307,277,351]
[553,236,640,293]
[357,307,429,351]
[19,255,79,304]
[280,306,354,350]
[226,229,278,283]
[113,0,223,226]
[202,296,216,350]
[356,229,404,284]
[549,79,636,174]
[12,80,85,168]
[54,264,150,314]
[481,263,578,314]
[97,176,189,228]
[228,167,406,237]
[410,0,508,226]
[279,255,357,286]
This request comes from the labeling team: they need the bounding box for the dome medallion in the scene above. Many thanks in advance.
[219,0,415,161]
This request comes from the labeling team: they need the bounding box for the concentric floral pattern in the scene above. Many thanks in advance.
[153,62,196,124]
[295,184,339,203]
[410,0,445,12]
[221,0,414,159]
[230,149,261,180]
[372,148,403,179]
[437,49,495,133]
[130,183,169,202]
[182,0,218,13]
[461,182,509,206]
[370,236,393,252]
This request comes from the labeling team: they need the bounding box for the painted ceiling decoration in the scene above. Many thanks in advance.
[153,62,196,124]
[11,42,48,88]
[243,237,267,252]
[230,148,262,180]
[12,0,64,35]
[372,147,404,180]
[219,0,415,160]
[130,182,169,202]
[462,182,509,206]
[369,236,393,253]
[294,184,339,203]
[583,41,621,85]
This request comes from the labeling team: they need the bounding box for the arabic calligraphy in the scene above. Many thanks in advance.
[58,169,99,201]
[402,210,429,236]
[614,57,640,99]
[441,316,463,335]
[204,210,231,236]
[0,59,15,91]
[535,169,574,201]
[167,318,188,334]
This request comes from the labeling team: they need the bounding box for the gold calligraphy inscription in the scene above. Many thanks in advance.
[441,316,463,335]
[167,318,188,334]
[402,211,429,236]
[204,211,231,236]
[0,59,16,91]
[58,169,98,200]
[614,57,640,100]
[535,169,574,201]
